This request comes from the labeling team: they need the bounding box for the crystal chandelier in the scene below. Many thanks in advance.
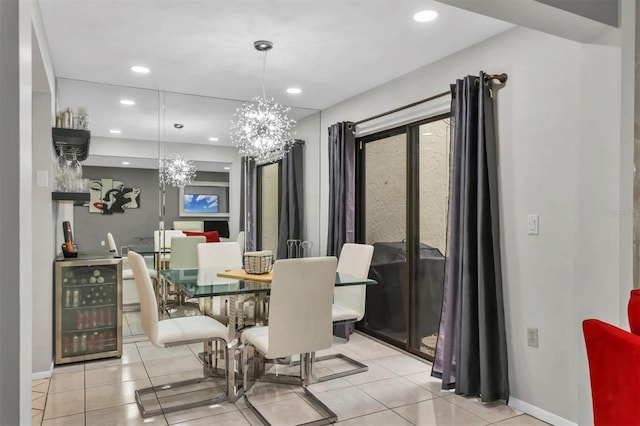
[160,123,197,187]
[231,40,296,164]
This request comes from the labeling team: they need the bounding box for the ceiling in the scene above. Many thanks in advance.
[39,0,514,158]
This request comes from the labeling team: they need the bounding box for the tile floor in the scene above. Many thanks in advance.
[33,332,550,425]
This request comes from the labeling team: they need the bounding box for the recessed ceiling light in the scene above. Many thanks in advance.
[223,166,231,170]
[130,65,150,74]
[422,132,433,136]
[110,129,122,134]
[287,87,302,94]
[208,137,219,142]
[121,161,130,165]
[413,10,438,22]
[120,99,135,106]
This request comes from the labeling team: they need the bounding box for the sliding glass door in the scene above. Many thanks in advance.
[356,114,449,360]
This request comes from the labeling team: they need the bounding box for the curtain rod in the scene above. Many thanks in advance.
[353,73,508,127]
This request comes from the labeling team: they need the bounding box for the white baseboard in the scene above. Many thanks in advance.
[31,361,54,380]
[509,396,577,426]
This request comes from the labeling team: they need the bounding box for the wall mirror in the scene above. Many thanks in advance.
[56,77,322,340]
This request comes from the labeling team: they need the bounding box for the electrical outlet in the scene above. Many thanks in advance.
[100,240,105,247]
[527,327,539,348]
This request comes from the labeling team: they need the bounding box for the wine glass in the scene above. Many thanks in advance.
[68,151,83,191]
[54,151,68,191]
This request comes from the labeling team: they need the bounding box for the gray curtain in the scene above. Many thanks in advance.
[240,156,257,252]
[277,141,305,259]
[327,122,355,256]
[432,71,509,403]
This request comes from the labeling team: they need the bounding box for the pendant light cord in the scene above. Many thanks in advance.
[262,50,267,100]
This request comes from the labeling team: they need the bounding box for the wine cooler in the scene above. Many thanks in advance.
[54,255,123,364]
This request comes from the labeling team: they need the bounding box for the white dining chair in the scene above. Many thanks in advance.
[197,241,243,320]
[241,257,339,424]
[153,229,186,267]
[164,236,207,316]
[128,250,230,418]
[312,243,374,382]
[170,236,206,269]
[197,241,243,268]
[107,232,157,308]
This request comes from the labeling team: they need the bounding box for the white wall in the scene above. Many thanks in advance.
[317,22,633,424]
[31,1,57,378]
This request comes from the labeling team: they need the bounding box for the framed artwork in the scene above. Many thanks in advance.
[88,178,140,214]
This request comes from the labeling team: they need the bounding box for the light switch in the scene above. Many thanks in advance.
[528,214,539,235]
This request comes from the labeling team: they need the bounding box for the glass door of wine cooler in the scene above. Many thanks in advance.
[55,256,123,364]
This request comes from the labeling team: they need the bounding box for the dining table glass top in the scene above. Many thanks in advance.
[159,267,377,298]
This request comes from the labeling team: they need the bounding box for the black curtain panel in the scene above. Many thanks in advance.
[432,71,509,403]
[277,141,305,259]
[240,156,257,252]
[326,122,356,256]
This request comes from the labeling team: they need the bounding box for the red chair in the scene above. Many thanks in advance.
[583,289,640,425]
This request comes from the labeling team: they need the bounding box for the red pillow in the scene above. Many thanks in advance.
[628,289,640,335]
[182,230,220,243]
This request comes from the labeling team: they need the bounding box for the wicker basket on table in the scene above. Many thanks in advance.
[243,250,274,275]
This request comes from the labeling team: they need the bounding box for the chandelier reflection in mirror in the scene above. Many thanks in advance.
[231,40,296,164]
[160,123,197,187]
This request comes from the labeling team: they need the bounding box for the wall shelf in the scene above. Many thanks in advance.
[52,192,90,205]
[52,128,90,161]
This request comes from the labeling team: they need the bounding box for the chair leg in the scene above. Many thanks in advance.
[243,351,338,425]
[135,337,229,418]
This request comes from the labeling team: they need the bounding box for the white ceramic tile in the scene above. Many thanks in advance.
[346,341,403,359]
[32,378,50,388]
[358,376,437,408]
[42,413,85,426]
[85,362,148,387]
[404,371,454,396]
[49,371,85,394]
[235,383,300,409]
[239,408,264,426]
[342,360,398,386]
[32,393,47,410]
[85,402,167,425]
[84,345,142,370]
[144,354,203,377]
[335,409,414,426]
[138,344,194,362]
[444,394,517,423]
[32,409,44,426]
[43,389,85,419]
[172,410,251,426]
[32,380,51,393]
[85,378,152,412]
[492,414,551,425]
[244,394,325,426]
[393,397,489,426]
[312,386,387,421]
[52,363,84,375]
[373,354,431,376]
[163,400,238,425]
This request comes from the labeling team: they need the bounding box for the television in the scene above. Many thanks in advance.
[179,181,230,218]
[183,194,218,214]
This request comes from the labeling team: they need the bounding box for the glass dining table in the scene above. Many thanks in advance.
[158,266,377,402]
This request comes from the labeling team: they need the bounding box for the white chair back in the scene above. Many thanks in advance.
[173,220,204,232]
[197,241,243,268]
[128,250,159,344]
[267,257,337,359]
[236,231,246,255]
[334,243,374,321]
[170,236,206,269]
[154,229,185,251]
[106,232,118,254]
